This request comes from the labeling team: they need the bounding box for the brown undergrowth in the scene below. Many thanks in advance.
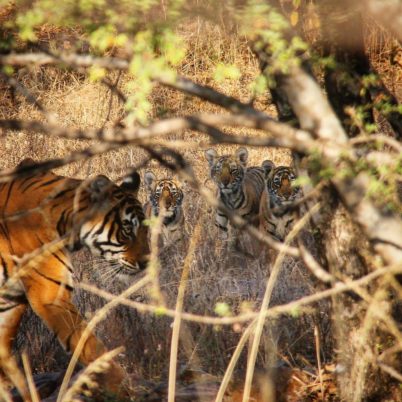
[1,9,401,401]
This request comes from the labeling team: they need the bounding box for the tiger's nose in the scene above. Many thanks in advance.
[221,175,231,186]
[138,260,148,270]
[138,254,150,270]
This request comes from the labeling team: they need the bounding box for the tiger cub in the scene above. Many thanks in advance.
[205,147,266,244]
[144,171,184,245]
[259,161,301,242]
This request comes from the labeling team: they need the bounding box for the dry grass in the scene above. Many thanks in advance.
[1,9,400,401]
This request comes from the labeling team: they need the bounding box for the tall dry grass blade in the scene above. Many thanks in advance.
[21,353,40,402]
[242,203,321,402]
[214,320,257,402]
[0,375,13,402]
[148,205,166,306]
[56,274,151,402]
[314,325,324,400]
[168,223,201,402]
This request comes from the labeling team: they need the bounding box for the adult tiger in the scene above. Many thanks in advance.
[0,159,149,400]
[259,161,301,242]
[205,147,266,245]
[143,171,184,245]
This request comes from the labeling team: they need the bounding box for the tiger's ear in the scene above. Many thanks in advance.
[144,171,156,193]
[121,171,141,196]
[205,148,218,167]
[236,147,248,167]
[90,175,113,202]
[262,160,275,180]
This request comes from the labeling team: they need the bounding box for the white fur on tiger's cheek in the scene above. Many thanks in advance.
[80,222,123,257]
[0,308,16,326]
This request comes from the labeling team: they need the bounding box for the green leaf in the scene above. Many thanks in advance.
[250,74,268,96]
[2,65,14,76]
[16,9,45,42]
[290,306,300,318]
[213,63,241,83]
[214,302,232,317]
[88,66,106,82]
[293,175,311,186]
[154,306,167,316]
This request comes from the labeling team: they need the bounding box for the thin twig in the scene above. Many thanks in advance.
[214,320,257,402]
[21,353,40,402]
[78,262,402,326]
[168,223,201,402]
[314,325,324,400]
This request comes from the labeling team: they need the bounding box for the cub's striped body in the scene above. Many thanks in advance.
[144,171,184,244]
[0,159,149,399]
[205,148,266,242]
[259,161,301,241]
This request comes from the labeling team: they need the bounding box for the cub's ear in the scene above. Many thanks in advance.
[205,148,218,167]
[144,171,156,192]
[121,171,141,196]
[236,147,248,167]
[90,175,113,202]
[262,160,275,179]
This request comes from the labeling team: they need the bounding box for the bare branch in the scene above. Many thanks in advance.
[0,52,130,70]
[0,52,266,117]
[0,113,315,153]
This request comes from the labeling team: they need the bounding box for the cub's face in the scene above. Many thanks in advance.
[205,148,248,194]
[145,172,184,217]
[144,172,183,223]
[268,166,300,203]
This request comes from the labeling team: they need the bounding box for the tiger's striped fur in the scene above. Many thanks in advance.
[144,171,184,245]
[205,148,266,242]
[259,161,301,242]
[0,159,149,399]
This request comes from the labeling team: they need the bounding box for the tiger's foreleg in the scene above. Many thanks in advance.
[215,210,229,241]
[22,258,126,395]
[228,225,241,251]
[0,303,30,401]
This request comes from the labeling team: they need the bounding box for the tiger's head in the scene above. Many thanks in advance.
[144,171,184,225]
[205,147,248,194]
[262,160,300,205]
[78,172,150,277]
